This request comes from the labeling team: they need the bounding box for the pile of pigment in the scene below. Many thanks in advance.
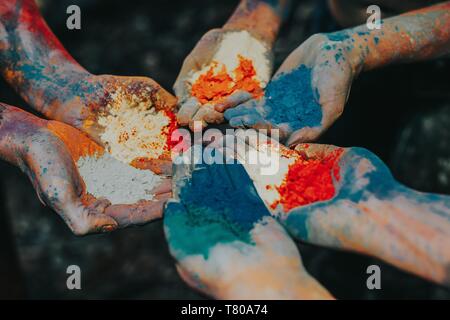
[97,87,177,166]
[270,148,344,212]
[189,31,269,105]
[47,121,163,205]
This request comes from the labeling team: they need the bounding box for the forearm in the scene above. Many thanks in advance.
[329,2,450,73]
[223,0,291,45]
[0,0,90,114]
[0,102,45,166]
[351,188,450,285]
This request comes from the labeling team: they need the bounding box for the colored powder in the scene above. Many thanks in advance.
[264,65,322,128]
[327,31,351,42]
[76,152,162,205]
[165,162,269,259]
[47,121,104,161]
[271,148,344,212]
[98,87,177,164]
[191,55,263,105]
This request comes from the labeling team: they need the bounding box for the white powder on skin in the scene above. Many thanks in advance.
[98,88,171,164]
[189,30,271,87]
[77,152,162,205]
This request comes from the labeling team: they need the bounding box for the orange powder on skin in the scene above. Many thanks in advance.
[47,121,104,161]
[46,121,104,207]
[191,55,263,105]
[271,149,344,212]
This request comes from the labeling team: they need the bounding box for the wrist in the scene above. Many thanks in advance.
[0,104,45,165]
[324,30,367,78]
[223,1,282,47]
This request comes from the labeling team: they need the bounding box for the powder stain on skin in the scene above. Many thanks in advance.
[47,121,104,161]
[77,152,162,205]
[271,148,344,212]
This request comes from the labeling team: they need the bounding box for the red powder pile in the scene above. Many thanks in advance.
[271,149,344,212]
[191,55,263,105]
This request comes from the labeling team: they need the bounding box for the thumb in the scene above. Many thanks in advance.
[59,199,118,236]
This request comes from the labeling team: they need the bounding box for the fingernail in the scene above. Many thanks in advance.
[101,224,116,232]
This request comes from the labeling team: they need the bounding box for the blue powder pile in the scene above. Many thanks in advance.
[264,65,322,129]
[165,161,270,259]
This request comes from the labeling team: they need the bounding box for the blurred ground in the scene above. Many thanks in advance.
[0,0,449,299]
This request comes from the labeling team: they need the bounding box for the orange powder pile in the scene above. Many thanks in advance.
[271,149,344,212]
[191,55,263,105]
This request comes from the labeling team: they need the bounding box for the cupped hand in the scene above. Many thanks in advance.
[174,28,273,131]
[222,130,450,285]
[224,33,361,145]
[0,103,171,235]
[222,130,394,233]
[41,74,178,169]
[163,149,333,299]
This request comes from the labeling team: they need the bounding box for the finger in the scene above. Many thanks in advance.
[189,105,223,131]
[224,101,257,120]
[214,90,253,112]
[84,211,119,234]
[151,178,172,195]
[104,200,167,227]
[230,114,271,129]
[62,202,119,236]
[293,143,341,159]
[201,105,225,124]
[177,97,201,126]
[286,126,323,146]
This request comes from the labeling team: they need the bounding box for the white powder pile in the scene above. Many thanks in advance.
[189,30,271,86]
[98,88,171,164]
[76,152,163,205]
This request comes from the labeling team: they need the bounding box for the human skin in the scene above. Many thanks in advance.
[224,2,450,145]
[174,0,290,130]
[0,103,171,236]
[223,131,450,286]
[0,0,177,149]
[164,154,333,299]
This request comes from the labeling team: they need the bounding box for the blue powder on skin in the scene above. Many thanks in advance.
[264,65,322,128]
[165,162,269,259]
[327,31,351,42]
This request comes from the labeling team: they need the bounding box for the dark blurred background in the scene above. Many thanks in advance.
[0,0,449,299]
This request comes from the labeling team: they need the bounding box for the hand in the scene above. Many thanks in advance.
[1,1,178,167]
[163,150,333,299]
[224,131,450,285]
[0,103,171,235]
[224,33,361,145]
[43,74,178,170]
[174,28,273,131]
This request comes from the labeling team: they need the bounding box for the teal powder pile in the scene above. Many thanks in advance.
[165,162,269,259]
